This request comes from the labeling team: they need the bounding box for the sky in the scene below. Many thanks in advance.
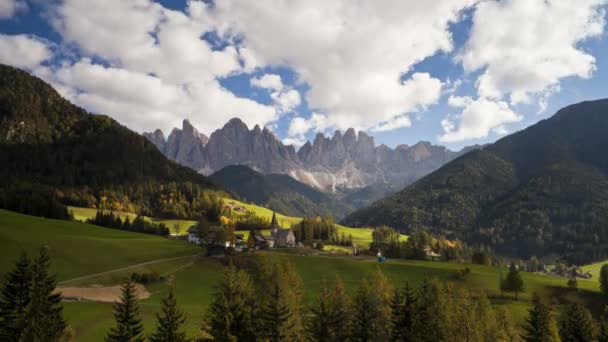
[1,0,607,151]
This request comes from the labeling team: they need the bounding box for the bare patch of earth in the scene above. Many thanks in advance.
[56,283,150,303]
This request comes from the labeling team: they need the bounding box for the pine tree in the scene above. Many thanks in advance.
[308,280,332,341]
[413,278,446,342]
[599,307,608,342]
[601,264,608,297]
[204,264,256,342]
[522,293,560,342]
[352,278,376,342]
[105,280,145,342]
[258,262,304,342]
[149,285,188,342]
[503,262,525,300]
[0,252,32,341]
[308,277,352,342]
[22,246,67,342]
[559,303,597,342]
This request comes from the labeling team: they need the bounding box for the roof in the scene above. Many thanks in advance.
[275,229,293,240]
[253,235,266,242]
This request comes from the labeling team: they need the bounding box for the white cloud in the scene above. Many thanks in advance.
[34,0,277,134]
[372,116,412,132]
[439,96,522,143]
[251,74,283,91]
[282,136,307,147]
[271,89,301,112]
[251,73,301,112]
[459,0,607,105]
[0,34,51,69]
[0,0,27,18]
[441,0,608,143]
[209,0,475,135]
[287,112,331,138]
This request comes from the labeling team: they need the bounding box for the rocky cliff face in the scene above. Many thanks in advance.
[144,118,473,191]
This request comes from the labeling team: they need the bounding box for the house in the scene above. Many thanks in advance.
[187,227,201,244]
[225,202,247,213]
[235,234,245,245]
[270,212,296,248]
[424,247,441,261]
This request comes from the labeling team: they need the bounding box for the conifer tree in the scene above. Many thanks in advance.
[308,277,352,342]
[308,280,332,341]
[522,293,560,342]
[601,264,608,297]
[352,278,376,342]
[105,280,144,342]
[258,262,304,342]
[149,285,188,342]
[599,307,608,342]
[204,264,256,341]
[391,284,416,342]
[23,246,67,342]
[503,262,525,300]
[0,252,32,341]
[413,278,446,342]
[559,303,597,342]
[351,269,394,342]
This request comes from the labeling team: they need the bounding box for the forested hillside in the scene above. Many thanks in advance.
[343,99,608,263]
[0,64,224,219]
[209,165,354,219]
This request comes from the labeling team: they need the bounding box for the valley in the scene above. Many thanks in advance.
[2,209,607,341]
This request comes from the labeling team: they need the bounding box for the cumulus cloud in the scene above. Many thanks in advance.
[250,74,283,91]
[372,116,412,132]
[440,0,608,142]
[0,34,51,69]
[0,0,27,18]
[439,96,522,143]
[460,0,606,105]
[251,73,301,113]
[35,0,277,134]
[208,0,475,137]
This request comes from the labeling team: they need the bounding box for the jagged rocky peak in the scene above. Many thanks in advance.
[143,129,166,152]
[146,117,473,191]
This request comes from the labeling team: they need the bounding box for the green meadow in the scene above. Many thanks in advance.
[69,199,406,248]
[2,209,607,340]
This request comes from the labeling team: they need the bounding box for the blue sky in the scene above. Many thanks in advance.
[1,0,607,151]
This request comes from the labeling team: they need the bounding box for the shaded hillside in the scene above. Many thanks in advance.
[0,64,223,219]
[343,99,608,263]
[209,165,354,219]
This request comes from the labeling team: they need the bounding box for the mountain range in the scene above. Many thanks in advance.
[343,99,608,263]
[144,119,476,191]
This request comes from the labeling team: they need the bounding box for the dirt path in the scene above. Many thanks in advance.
[57,283,150,303]
[58,253,201,285]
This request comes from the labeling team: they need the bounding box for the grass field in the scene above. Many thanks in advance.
[68,206,196,236]
[583,259,608,279]
[69,201,406,247]
[3,209,604,341]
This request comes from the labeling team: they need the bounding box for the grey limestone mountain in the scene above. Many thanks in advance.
[144,118,475,191]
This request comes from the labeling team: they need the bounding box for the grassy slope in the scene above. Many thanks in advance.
[5,209,603,341]
[583,260,608,279]
[0,209,199,281]
[69,206,196,236]
[70,199,407,247]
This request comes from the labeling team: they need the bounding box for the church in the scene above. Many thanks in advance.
[269,212,296,248]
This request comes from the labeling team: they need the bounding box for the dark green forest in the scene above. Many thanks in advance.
[343,99,608,263]
[0,64,226,220]
[210,165,355,219]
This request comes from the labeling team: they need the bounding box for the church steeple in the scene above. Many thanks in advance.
[271,212,279,236]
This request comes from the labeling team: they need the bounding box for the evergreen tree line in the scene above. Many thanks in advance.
[291,217,353,246]
[0,247,67,341]
[87,210,171,236]
[371,227,492,264]
[204,260,523,342]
